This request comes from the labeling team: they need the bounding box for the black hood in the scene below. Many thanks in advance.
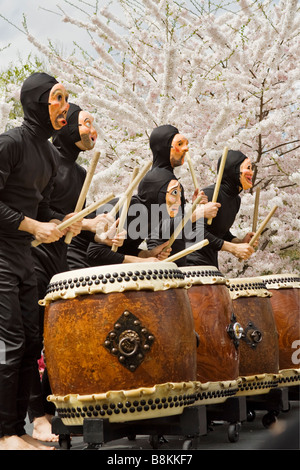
[52,103,82,162]
[20,72,58,139]
[218,150,247,197]
[150,124,179,170]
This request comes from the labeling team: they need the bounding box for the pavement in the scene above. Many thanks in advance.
[25,393,299,453]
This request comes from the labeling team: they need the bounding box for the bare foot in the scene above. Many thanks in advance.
[0,435,38,450]
[21,433,56,450]
[32,415,59,442]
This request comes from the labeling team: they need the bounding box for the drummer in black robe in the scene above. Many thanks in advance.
[29,103,115,442]
[137,125,219,266]
[0,72,77,450]
[186,150,256,269]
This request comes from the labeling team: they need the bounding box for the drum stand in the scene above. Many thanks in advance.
[206,396,247,443]
[245,387,290,428]
[51,405,207,450]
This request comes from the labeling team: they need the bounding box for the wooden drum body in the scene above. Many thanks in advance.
[227,278,279,377]
[180,267,240,383]
[42,262,197,398]
[261,274,300,371]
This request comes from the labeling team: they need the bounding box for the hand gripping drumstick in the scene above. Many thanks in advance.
[207,146,228,225]
[239,205,278,261]
[31,193,115,247]
[111,167,139,252]
[108,161,152,219]
[166,239,209,263]
[186,151,199,191]
[249,205,278,247]
[64,151,101,245]
[252,188,261,233]
[165,194,202,250]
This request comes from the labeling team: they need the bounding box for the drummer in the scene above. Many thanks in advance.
[0,72,76,450]
[186,150,256,269]
[29,103,117,443]
[137,125,220,266]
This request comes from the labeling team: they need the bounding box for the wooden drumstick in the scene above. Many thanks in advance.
[109,161,151,218]
[186,151,199,191]
[166,239,209,263]
[238,205,278,261]
[64,151,101,244]
[249,205,278,247]
[207,146,228,225]
[111,167,139,252]
[166,195,202,249]
[252,188,261,232]
[31,193,115,247]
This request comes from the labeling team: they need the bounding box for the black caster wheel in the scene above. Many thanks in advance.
[228,422,241,443]
[182,439,193,450]
[149,435,160,449]
[59,434,71,450]
[262,411,277,428]
[247,409,256,422]
[182,437,199,450]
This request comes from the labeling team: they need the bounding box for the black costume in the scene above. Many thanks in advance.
[137,125,188,266]
[186,150,247,269]
[29,103,87,422]
[67,196,145,269]
[0,73,59,438]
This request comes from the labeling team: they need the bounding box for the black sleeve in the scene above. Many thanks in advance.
[87,241,125,266]
[36,175,65,223]
[0,136,25,231]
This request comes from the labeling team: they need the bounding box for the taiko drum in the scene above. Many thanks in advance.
[227,277,279,377]
[180,266,240,383]
[261,274,300,370]
[42,262,197,396]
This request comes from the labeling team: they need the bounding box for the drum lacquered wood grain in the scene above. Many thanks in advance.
[42,262,197,396]
[261,274,300,370]
[227,278,279,377]
[181,267,240,383]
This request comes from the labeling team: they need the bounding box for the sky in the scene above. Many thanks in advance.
[0,0,113,71]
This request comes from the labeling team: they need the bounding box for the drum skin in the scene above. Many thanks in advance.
[44,288,197,396]
[267,288,299,370]
[187,284,239,383]
[231,296,279,376]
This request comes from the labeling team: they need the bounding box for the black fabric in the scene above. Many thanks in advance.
[137,125,187,266]
[52,103,81,162]
[67,196,144,269]
[0,239,42,437]
[187,150,247,268]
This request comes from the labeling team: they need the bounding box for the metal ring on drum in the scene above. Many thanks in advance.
[41,262,197,405]
[226,277,280,377]
[261,274,300,373]
[180,266,241,383]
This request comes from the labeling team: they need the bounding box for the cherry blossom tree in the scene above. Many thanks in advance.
[2,0,300,276]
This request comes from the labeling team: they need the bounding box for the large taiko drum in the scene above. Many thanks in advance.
[261,274,300,371]
[180,266,241,383]
[41,262,198,424]
[226,277,279,377]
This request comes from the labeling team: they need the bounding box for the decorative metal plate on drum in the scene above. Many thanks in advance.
[104,310,155,372]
